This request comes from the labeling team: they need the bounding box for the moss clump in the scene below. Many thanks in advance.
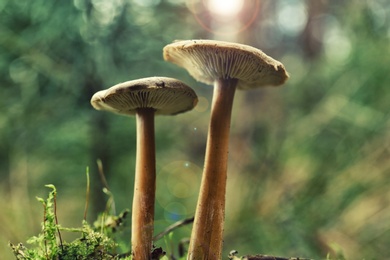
[9,185,130,260]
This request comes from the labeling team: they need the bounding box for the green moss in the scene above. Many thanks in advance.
[9,185,131,260]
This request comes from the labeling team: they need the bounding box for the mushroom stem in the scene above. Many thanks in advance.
[188,78,237,260]
[132,108,156,260]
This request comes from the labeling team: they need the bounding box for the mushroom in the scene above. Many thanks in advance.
[163,40,289,259]
[90,76,198,259]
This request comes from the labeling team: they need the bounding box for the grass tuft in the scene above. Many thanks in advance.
[9,185,131,260]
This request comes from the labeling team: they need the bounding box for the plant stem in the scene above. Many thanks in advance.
[132,108,156,260]
[188,78,237,260]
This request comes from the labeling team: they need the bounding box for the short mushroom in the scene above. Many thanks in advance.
[90,76,198,259]
[163,40,288,259]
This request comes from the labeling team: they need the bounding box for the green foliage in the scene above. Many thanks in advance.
[9,185,130,260]
[8,185,192,259]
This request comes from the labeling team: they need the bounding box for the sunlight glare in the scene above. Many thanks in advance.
[206,0,244,17]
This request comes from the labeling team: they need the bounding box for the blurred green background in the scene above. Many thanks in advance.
[1,0,389,259]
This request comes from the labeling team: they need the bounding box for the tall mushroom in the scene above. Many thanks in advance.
[90,76,198,259]
[163,40,289,259]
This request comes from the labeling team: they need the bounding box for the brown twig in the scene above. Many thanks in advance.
[153,216,194,242]
[97,158,110,191]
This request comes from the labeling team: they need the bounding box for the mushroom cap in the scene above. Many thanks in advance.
[163,39,289,90]
[91,76,198,116]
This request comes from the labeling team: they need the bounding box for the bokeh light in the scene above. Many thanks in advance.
[323,16,352,65]
[187,0,260,37]
[156,160,201,217]
[131,0,161,7]
[206,0,244,17]
[277,0,308,37]
[164,202,188,221]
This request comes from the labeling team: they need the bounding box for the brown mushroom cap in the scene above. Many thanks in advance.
[163,39,289,90]
[91,76,198,116]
